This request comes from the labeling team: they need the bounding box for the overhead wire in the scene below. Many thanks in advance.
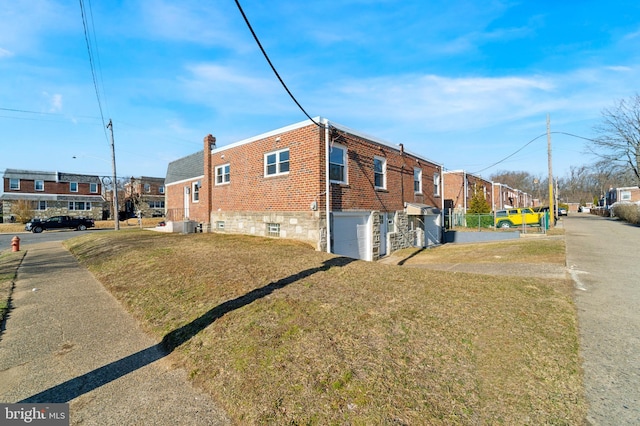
[469,131,600,175]
[78,0,109,143]
[233,0,321,128]
[470,133,547,175]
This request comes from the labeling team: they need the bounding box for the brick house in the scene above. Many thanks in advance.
[165,118,444,260]
[443,170,493,213]
[492,183,532,210]
[1,168,105,221]
[606,186,640,205]
[163,151,206,232]
[122,176,166,218]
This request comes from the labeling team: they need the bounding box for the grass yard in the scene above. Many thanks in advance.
[58,231,586,424]
[394,236,567,266]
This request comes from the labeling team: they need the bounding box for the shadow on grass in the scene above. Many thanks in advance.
[396,248,426,266]
[21,256,354,403]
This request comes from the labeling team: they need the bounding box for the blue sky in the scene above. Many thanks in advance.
[1,0,639,188]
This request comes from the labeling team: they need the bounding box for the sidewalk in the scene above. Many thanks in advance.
[0,241,230,425]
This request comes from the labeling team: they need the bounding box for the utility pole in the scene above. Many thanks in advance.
[547,114,554,227]
[107,119,120,231]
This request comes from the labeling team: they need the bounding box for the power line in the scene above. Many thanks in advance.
[78,0,109,142]
[470,130,599,175]
[233,0,321,128]
[470,133,547,175]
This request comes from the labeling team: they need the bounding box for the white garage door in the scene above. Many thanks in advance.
[332,213,371,261]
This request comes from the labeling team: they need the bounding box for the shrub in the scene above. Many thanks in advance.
[12,200,34,224]
[465,213,494,228]
[611,202,640,224]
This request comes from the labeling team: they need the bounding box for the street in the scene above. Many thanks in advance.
[564,214,640,425]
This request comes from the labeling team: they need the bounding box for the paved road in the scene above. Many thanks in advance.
[0,229,111,248]
[564,214,640,425]
[0,241,230,425]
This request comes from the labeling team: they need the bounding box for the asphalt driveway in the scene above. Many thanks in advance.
[564,214,640,425]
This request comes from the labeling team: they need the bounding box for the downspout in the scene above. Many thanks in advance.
[440,165,445,243]
[463,171,467,212]
[324,119,331,253]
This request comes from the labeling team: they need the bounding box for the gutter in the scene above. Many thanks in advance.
[323,118,331,254]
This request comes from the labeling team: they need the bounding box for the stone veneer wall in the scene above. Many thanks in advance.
[210,210,325,251]
[3,199,104,221]
[388,212,416,253]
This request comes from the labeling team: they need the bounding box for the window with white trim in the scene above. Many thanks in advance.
[374,156,386,189]
[35,180,44,191]
[68,201,91,211]
[215,164,230,185]
[148,201,165,208]
[70,182,78,193]
[621,190,632,201]
[192,182,200,202]
[265,148,290,176]
[159,186,165,194]
[90,182,98,193]
[37,201,47,210]
[329,144,347,183]
[433,173,440,196]
[144,183,151,193]
[9,179,19,190]
[413,168,422,193]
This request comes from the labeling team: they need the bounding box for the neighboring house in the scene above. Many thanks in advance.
[1,168,105,220]
[165,118,445,260]
[606,186,640,206]
[492,183,532,211]
[164,150,206,225]
[443,170,493,213]
[122,176,166,218]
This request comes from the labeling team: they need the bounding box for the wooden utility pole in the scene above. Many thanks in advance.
[107,119,120,231]
[547,114,554,227]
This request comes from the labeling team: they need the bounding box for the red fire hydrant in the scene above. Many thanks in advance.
[11,236,20,252]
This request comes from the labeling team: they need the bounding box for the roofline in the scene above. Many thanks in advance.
[210,117,444,168]
[165,175,205,187]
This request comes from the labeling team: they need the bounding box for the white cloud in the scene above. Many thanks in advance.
[0,47,13,58]
[179,63,287,113]
[137,0,249,51]
[40,91,63,113]
[0,1,75,54]
[49,93,63,112]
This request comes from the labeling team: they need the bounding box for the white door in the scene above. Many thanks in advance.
[424,214,441,246]
[183,186,190,219]
[332,213,371,260]
[379,213,388,257]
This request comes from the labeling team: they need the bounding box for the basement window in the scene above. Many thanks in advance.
[216,221,225,230]
[267,223,280,237]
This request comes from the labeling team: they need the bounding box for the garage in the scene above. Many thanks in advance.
[331,212,371,261]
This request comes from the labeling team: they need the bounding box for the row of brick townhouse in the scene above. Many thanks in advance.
[442,171,532,214]
[1,169,166,222]
[1,169,106,221]
[165,118,446,260]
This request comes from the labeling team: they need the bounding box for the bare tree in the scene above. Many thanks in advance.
[591,93,640,187]
[489,170,542,194]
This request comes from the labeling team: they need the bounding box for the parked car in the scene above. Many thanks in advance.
[25,215,95,233]
[495,208,545,228]
[558,208,568,216]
